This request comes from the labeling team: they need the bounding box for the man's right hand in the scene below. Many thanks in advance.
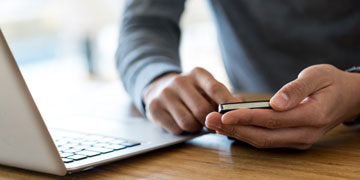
[143,67,242,134]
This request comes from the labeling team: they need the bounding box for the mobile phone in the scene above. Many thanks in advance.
[218,100,271,114]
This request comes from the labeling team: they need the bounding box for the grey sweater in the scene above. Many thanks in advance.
[117,0,360,114]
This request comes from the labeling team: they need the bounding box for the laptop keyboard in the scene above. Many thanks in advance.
[53,132,141,163]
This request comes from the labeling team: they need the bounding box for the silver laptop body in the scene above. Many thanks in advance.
[0,30,199,176]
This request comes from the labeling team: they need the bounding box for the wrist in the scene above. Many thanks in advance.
[350,73,360,119]
[347,68,360,114]
[343,67,360,125]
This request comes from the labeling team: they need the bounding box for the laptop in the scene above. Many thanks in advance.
[0,30,202,176]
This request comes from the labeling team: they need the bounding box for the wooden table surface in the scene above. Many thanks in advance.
[1,91,360,180]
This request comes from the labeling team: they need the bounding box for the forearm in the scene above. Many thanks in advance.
[116,0,185,114]
[352,73,360,120]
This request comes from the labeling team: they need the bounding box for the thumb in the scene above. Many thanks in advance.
[270,67,332,111]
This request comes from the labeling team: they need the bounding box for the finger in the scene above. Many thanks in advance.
[146,98,183,134]
[221,98,323,128]
[214,124,318,149]
[147,106,183,135]
[205,112,222,130]
[171,77,215,125]
[161,90,203,132]
[270,65,333,111]
[190,67,237,104]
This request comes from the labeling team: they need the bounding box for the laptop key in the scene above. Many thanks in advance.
[80,141,97,146]
[55,140,69,147]
[62,158,74,163]
[87,147,114,154]
[60,152,74,158]
[93,143,110,148]
[76,150,101,157]
[121,142,141,147]
[63,148,82,153]
[111,139,127,144]
[58,146,70,152]
[70,139,85,144]
[67,154,87,161]
[74,145,91,150]
[104,144,126,150]
[84,135,104,141]
[61,143,80,149]
[98,137,116,143]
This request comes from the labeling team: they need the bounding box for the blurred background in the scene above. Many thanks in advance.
[1,0,230,125]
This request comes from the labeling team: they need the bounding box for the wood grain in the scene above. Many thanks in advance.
[1,93,360,179]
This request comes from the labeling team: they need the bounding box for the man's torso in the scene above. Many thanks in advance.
[209,0,360,92]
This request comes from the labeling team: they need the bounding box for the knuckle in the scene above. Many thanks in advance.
[299,64,335,85]
[299,65,325,78]
[300,65,317,77]
[311,105,328,127]
[172,76,188,87]
[323,64,338,75]
[265,117,281,128]
[207,82,224,95]
[311,64,336,73]
[223,126,236,136]
[160,87,173,98]
[147,98,162,113]
[191,67,206,75]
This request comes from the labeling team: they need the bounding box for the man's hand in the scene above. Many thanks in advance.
[206,64,360,149]
[143,67,242,134]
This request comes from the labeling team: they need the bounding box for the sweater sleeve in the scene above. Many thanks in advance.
[116,0,186,115]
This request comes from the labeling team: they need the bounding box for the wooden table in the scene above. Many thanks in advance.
[1,90,360,179]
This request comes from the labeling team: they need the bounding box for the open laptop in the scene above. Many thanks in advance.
[0,30,202,176]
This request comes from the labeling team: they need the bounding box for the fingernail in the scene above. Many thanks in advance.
[271,93,288,109]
